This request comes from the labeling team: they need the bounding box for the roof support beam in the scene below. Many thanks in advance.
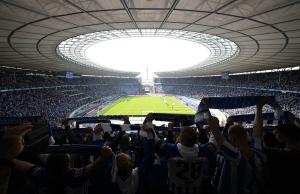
[120,0,140,33]
[158,0,180,29]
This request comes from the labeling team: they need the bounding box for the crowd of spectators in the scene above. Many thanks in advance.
[155,69,300,91]
[0,68,141,90]
[1,68,299,123]
[155,71,300,117]
[1,104,299,194]
[0,67,299,194]
[0,87,118,125]
[0,69,142,125]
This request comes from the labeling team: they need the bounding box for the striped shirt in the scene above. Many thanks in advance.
[212,138,266,194]
[168,157,209,194]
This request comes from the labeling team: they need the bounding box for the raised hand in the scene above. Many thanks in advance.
[4,123,32,136]
[257,96,271,108]
[0,123,32,160]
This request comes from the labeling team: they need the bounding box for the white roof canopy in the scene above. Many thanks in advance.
[0,0,299,77]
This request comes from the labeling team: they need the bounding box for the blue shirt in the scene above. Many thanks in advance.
[29,166,88,193]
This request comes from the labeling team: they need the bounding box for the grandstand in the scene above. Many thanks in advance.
[0,1,300,194]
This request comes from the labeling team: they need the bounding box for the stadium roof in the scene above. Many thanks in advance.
[0,0,300,77]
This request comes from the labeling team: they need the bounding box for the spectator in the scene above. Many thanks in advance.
[206,98,266,194]
[142,113,216,194]
[0,123,32,194]
[263,112,300,194]
[12,146,112,194]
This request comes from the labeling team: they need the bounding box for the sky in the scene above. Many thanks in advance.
[85,37,211,74]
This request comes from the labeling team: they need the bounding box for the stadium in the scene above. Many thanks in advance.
[0,1,299,194]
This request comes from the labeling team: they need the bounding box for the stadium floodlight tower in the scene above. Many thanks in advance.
[57,29,239,78]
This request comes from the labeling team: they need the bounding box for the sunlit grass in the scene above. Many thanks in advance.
[97,95,195,116]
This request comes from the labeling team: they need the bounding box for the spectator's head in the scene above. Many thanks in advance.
[263,132,281,148]
[228,124,248,148]
[274,122,300,150]
[61,116,68,128]
[168,122,174,130]
[94,124,103,134]
[120,135,130,152]
[103,132,112,142]
[46,154,70,177]
[123,115,130,124]
[116,153,133,181]
[179,127,197,147]
[212,116,220,126]
[226,116,234,126]
[143,113,154,124]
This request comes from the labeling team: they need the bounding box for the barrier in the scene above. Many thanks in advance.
[0,116,42,127]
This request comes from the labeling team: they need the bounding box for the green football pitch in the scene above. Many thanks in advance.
[97,95,195,116]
